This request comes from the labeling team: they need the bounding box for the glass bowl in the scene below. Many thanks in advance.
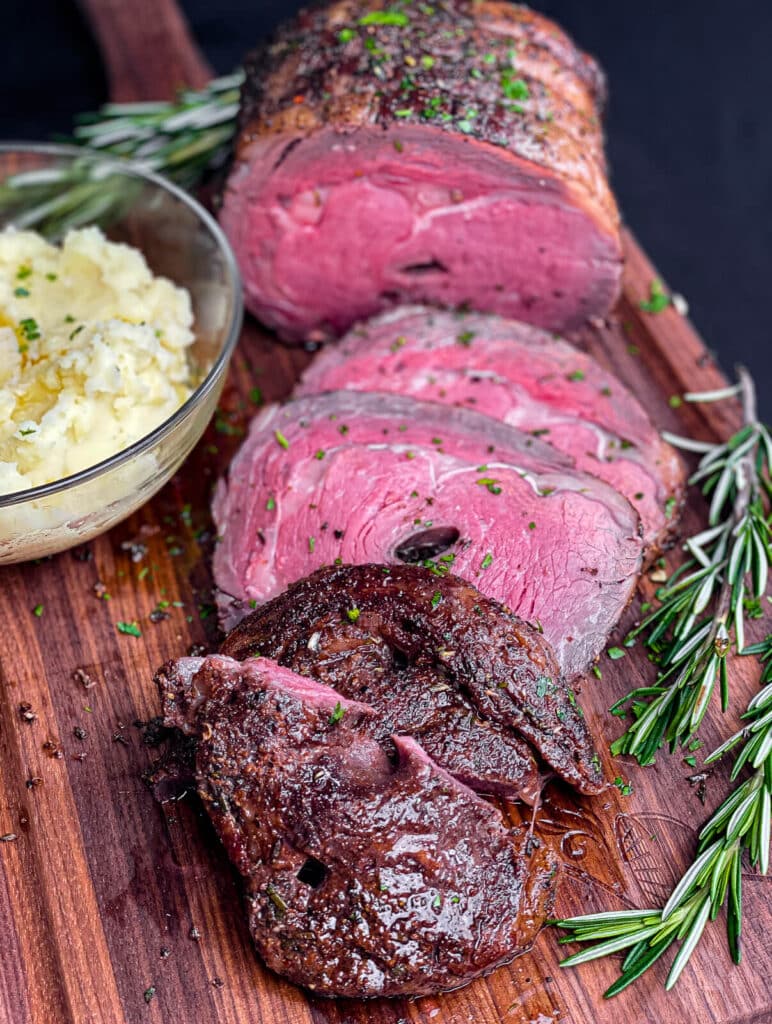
[0,143,242,564]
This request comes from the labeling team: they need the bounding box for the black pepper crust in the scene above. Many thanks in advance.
[236,0,616,220]
[220,563,605,795]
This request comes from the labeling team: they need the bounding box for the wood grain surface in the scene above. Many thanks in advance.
[1,4,770,1023]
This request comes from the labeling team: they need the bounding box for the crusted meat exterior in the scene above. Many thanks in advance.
[221,0,622,341]
[297,306,685,553]
[212,390,644,680]
[157,654,558,997]
[220,564,605,799]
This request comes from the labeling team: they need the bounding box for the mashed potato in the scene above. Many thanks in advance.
[0,226,195,495]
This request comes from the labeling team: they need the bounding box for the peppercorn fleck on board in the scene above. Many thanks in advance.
[0,2,769,1023]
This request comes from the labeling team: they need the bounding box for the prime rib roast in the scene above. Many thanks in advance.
[296,307,684,553]
[156,654,558,997]
[220,564,605,803]
[220,0,622,343]
[212,390,644,679]
[153,0,674,1002]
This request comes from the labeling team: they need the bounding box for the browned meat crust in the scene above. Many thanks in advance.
[220,563,605,797]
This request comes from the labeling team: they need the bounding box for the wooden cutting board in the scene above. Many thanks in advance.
[1,3,769,1022]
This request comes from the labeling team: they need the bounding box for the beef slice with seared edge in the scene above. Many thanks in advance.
[221,0,622,342]
[156,654,558,998]
[221,564,605,800]
[296,306,685,554]
[212,390,643,679]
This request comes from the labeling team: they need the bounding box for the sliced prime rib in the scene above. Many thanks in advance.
[220,564,605,802]
[220,0,622,343]
[296,307,684,552]
[157,654,558,997]
[212,391,643,678]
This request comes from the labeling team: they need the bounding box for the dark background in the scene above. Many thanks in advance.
[4,0,771,416]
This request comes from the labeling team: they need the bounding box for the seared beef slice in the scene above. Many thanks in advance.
[221,564,605,801]
[221,0,621,342]
[212,390,643,678]
[297,307,684,553]
[157,654,558,997]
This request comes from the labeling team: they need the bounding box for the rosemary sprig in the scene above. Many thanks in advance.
[0,73,242,236]
[555,638,772,995]
[609,368,772,765]
[71,72,242,187]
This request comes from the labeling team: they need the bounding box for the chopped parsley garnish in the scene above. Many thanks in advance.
[476,476,501,495]
[457,330,475,346]
[308,536,316,553]
[338,27,355,42]
[314,449,326,460]
[500,72,529,101]
[116,621,142,638]
[613,776,633,796]
[18,427,36,436]
[266,496,276,510]
[274,429,290,449]
[359,10,409,26]
[16,265,32,280]
[421,54,435,69]
[744,596,764,619]
[664,496,677,519]
[480,552,493,570]
[32,604,44,617]
[69,324,84,341]
[13,286,30,298]
[45,272,57,281]
[431,591,442,609]
[668,394,683,408]
[607,646,626,660]
[566,369,585,382]
[346,607,360,623]
[249,386,263,405]
[639,278,669,313]
[329,701,346,724]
